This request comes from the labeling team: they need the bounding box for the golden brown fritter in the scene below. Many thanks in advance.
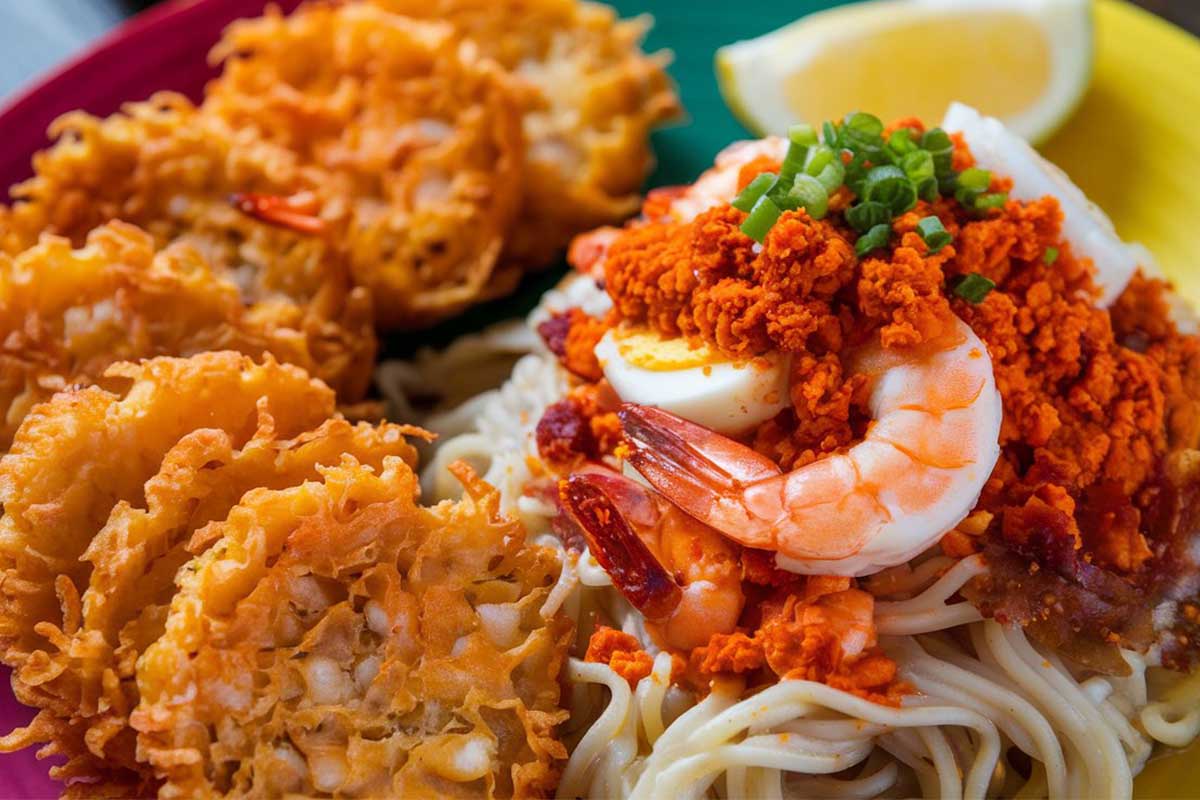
[133,460,571,799]
[373,0,682,267]
[0,222,373,449]
[0,93,376,390]
[0,353,409,790]
[203,3,527,328]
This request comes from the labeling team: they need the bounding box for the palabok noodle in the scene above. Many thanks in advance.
[380,105,1200,800]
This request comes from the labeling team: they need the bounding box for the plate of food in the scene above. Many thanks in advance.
[1,0,1198,798]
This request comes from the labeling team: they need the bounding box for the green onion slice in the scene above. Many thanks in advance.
[776,141,808,192]
[888,128,919,158]
[973,192,1008,210]
[813,160,846,194]
[822,121,840,149]
[953,272,996,303]
[789,123,819,148]
[921,128,955,175]
[785,174,829,220]
[863,165,917,214]
[741,194,783,242]
[916,215,952,254]
[803,145,836,177]
[845,200,892,233]
[855,223,891,257]
[841,112,886,161]
[956,167,992,192]
[900,150,935,184]
[732,173,777,212]
[917,176,939,203]
[1044,246,1060,264]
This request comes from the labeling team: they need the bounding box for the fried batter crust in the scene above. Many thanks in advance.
[0,354,355,788]
[204,3,527,328]
[0,222,370,449]
[133,460,570,799]
[0,94,376,395]
[374,0,682,267]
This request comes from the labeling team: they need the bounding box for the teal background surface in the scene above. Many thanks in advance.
[612,0,854,186]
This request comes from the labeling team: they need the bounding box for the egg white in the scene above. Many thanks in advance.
[594,328,791,435]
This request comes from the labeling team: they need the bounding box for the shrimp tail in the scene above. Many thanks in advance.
[561,472,681,621]
[618,403,781,538]
[230,192,326,235]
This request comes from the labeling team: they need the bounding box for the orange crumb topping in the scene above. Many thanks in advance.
[690,578,908,706]
[563,310,607,382]
[585,625,654,687]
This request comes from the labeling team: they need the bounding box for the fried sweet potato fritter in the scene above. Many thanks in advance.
[133,459,570,799]
[0,222,371,449]
[0,354,402,789]
[373,0,682,267]
[0,94,376,395]
[204,3,527,328]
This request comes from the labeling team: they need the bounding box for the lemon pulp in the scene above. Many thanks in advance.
[782,13,1052,127]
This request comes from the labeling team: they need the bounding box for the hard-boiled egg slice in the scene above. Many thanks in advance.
[595,327,791,434]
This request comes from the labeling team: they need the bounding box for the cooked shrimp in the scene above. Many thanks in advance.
[943,103,1138,305]
[658,137,787,223]
[568,137,787,278]
[562,468,744,650]
[620,314,1003,576]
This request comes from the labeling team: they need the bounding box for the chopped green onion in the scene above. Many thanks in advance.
[822,120,840,149]
[953,273,996,304]
[921,128,953,152]
[844,112,884,138]
[917,176,939,203]
[1044,246,1059,264]
[862,165,917,214]
[916,215,952,254]
[841,112,886,161]
[973,192,1008,210]
[741,194,783,242]
[813,160,846,194]
[732,173,777,212]
[845,200,891,233]
[952,169,994,210]
[803,145,836,177]
[887,128,919,159]
[844,152,870,196]
[956,168,992,192]
[789,123,819,148]
[900,150,935,185]
[921,128,955,175]
[776,141,809,191]
[784,174,829,219]
[855,223,891,257]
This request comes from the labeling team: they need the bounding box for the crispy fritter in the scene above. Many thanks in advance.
[132,459,570,798]
[0,93,376,392]
[373,0,682,266]
[203,3,527,328]
[0,222,372,449]
[0,353,412,790]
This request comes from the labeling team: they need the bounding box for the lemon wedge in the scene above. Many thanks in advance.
[716,0,1092,144]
